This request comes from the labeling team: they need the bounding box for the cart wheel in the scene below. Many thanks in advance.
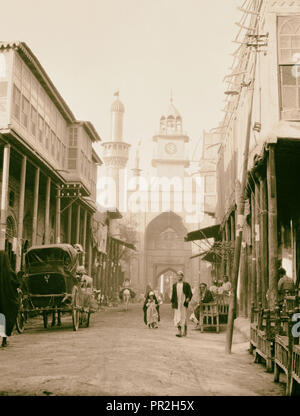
[15,291,25,333]
[43,311,49,329]
[16,311,25,333]
[72,287,80,331]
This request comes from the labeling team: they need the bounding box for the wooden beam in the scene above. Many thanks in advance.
[251,191,257,306]
[255,180,262,305]
[267,145,278,309]
[260,175,268,307]
[31,167,40,246]
[67,204,72,244]
[82,209,87,265]
[76,204,81,244]
[55,187,61,244]
[16,155,27,271]
[44,177,51,244]
[0,144,10,250]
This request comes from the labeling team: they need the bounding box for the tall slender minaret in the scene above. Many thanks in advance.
[102,92,130,210]
[131,141,142,178]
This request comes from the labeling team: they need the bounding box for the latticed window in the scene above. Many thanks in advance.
[278,16,300,120]
[69,127,78,146]
[30,105,37,137]
[13,85,21,120]
[45,123,50,150]
[68,147,77,170]
[21,95,29,128]
[38,115,44,144]
[6,216,16,240]
[51,130,55,157]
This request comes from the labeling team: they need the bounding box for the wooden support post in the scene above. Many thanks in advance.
[107,238,112,299]
[247,244,252,317]
[88,238,92,277]
[225,219,230,277]
[16,155,27,271]
[239,242,247,317]
[32,167,40,246]
[267,145,278,310]
[220,228,225,279]
[55,186,61,244]
[44,177,51,244]
[260,176,268,308]
[251,191,257,306]
[67,204,72,244]
[0,144,10,250]
[230,213,236,242]
[255,180,262,305]
[82,209,87,266]
[76,204,81,244]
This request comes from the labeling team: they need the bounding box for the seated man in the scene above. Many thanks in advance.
[277,267,295,304]
[193,283,214,323]
[209,280,219,296]
[218,276,231,296]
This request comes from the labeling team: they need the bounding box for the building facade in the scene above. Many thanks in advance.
[0,41,102,274]
[99,93,211,296]
[215,0,300,315]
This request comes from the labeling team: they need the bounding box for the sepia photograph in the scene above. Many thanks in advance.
[0,0,300,401]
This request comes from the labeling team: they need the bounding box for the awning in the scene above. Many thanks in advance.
[185,224,220,242]
[111,237,136,251]
[190,242,221,263]
[190,251,210,260]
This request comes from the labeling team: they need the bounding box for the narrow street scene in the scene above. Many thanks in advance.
[1,0,300,399]
[0,304,285,396]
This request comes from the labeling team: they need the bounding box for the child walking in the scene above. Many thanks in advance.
[146,292,159,328]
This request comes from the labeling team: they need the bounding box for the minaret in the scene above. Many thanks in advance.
[131,141,142,178]
[102,92,130,211]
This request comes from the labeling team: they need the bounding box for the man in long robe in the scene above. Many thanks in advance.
[171,271,192,337]
[0,251,19,347]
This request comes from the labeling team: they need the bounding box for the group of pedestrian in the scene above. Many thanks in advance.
[142,270,192,337]
[142,271,231,337]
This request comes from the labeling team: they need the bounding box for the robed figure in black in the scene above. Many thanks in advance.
[0,251,19,347]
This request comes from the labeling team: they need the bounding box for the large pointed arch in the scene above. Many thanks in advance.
[144,211,192,289]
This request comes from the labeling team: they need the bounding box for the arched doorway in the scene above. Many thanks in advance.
[156,268,178,302]
[145,211,192,288]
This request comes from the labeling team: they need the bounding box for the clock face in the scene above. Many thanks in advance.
[165,142,177,155]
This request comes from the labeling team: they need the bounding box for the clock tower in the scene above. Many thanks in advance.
[152,96,189,178]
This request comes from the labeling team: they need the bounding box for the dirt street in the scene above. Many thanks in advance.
[0,303,285,396]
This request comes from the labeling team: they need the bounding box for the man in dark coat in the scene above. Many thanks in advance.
[194,282,214,322]
[171,271,192,337]
[0,251,19,347]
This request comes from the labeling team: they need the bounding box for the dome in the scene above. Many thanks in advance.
[159,96,183,134]
[161,97,181,119]
[110,92,125,113]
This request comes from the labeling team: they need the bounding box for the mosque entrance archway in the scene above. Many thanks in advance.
[145,211,192,289]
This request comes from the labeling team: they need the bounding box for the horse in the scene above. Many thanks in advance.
[122,288,131,311]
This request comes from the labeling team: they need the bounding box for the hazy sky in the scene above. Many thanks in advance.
[1,0,241,170]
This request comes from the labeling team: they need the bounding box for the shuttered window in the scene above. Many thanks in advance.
[38,115,44,144]
[13,85,21,120]
[278,16,300,120]
[21,95,30,128]
[30,106,37,137]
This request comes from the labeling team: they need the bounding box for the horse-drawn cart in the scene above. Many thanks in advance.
[18,244,95,331]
